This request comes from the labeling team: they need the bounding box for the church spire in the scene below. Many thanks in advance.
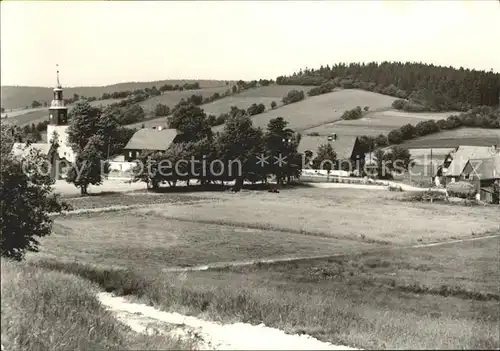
[56,64,62,89]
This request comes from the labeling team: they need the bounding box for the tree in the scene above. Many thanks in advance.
[31,100,42,109]
[388,129,404,145]
[168,101,212,141]
[66,135,108,195]
[215,114,264,189]
[282,90,305,105]
[119,104,145,125]
[264,117,299,184]
[313,143,337,174]
[1,143,70,260]
[67,101,102,153]
[154,103,170,117]
[270,101,277,109]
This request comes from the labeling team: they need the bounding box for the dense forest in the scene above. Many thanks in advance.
[276,62,500,112]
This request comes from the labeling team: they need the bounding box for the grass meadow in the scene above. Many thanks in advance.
[304,109,459,136]
[211,89,398,133]
[10,184,500,349]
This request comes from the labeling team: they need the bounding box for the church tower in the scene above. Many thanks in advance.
[46,65,76,164]
[48,65,68,125]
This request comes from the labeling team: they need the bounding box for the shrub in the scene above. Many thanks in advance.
[282,90,305,105]
[341,106,363,120]
[446,181,477,199]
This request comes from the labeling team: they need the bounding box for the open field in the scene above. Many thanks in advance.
[1,80,229,110]
[34,236,500,350]
[200,85,314,116]
[211,89,398,133]
[401,128,500,148]
[133,188,499,245]
[304,110,459,136]
[23,186,500,349]
[1,259,190,351]
[128,84,314,129]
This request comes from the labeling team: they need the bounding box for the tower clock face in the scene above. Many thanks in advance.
[49,114,53,120]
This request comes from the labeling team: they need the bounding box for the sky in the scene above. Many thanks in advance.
[1,0,499,88]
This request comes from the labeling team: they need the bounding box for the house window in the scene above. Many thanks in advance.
[129,151,132,158]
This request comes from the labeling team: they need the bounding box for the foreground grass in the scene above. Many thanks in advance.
[36,237,500,350]
[1,259,193,351]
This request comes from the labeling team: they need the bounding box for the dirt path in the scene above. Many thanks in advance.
[97,292,359,350]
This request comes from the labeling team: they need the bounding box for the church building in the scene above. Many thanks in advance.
[11,68,76,180]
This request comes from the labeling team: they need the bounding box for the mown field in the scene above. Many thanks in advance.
[212,89,399,133]
[25,186,500,349]
[400,128,500,149]
[304,109,459,137]
[201,85,314,116]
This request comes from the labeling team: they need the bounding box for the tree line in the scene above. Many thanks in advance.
[276,61,500,111]
[133,101,302,190]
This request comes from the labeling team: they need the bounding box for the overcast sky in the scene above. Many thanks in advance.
[1,1,499,87]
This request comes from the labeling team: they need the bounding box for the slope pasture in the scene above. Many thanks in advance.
[211,89,398,133]
[304,110,459,137]
[128,84,314,129]
[401,128,500,149]
[200,85,314,116]
[1,79,229,110]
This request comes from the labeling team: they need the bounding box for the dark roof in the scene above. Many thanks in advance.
[124,128,179,151]
[298,135,359,160]
[465,154,500,180]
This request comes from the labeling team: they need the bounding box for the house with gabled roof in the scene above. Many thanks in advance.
[297,135,365,171]
[123,127,183,161]
[460,154,500,203]
[444,145,496,182]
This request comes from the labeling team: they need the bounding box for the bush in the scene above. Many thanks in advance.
[341,106,363,120]
[446,181,477,199]
[282,90,305,105]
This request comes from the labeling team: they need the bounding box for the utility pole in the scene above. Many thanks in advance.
[430,147,433,189]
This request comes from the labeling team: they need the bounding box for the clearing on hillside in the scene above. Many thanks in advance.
[304,110,459,136]
[400,128,500,149]
[211,89,398,133]
[201,85,315,116]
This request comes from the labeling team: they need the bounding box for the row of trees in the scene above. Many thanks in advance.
[276,61,500,111]
[133,101,302,189]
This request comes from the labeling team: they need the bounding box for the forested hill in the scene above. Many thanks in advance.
[276,62,500,112]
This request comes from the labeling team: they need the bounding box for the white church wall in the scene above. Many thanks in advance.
[47,125,76,163]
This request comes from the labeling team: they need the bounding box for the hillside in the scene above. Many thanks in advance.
[400,128,500,149]
[1,79,230,110]
[304,110,460,137]
[1,99,123,126]
[129,85,313,129]
[212,89,398,133]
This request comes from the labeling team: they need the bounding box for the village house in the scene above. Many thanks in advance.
[297,134,365,175]
[444,145,497,184]
[123,127,182,162]
[460,154,500,203]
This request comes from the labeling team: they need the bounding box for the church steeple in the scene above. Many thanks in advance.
[49,64,68,125]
